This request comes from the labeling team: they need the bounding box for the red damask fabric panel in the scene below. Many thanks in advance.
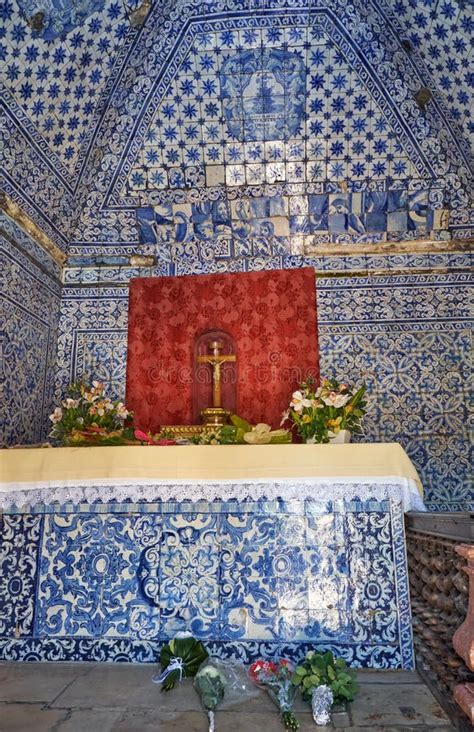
[126,268,319,431]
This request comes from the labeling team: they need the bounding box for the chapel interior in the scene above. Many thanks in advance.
[0,0,473,728]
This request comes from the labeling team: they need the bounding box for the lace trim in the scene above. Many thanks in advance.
[0,478,425,512]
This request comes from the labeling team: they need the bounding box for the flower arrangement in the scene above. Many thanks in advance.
[194,660,227,731]
[156,634,209,691]
[193,415,292,445]
[49,381,134,446]
[249,659,299,730]
[150,637,358,730]
[282,377,366,443]
[291,650,358,705]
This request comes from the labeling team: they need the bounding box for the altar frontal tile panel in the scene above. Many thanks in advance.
[34,513,161,638]
[0,498,413,669]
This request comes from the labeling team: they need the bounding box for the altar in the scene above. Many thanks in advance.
[0,444,423,668]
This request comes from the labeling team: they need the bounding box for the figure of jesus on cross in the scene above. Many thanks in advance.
[197,340,236,411]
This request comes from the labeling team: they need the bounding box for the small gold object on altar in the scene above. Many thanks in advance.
[197,339,236,427]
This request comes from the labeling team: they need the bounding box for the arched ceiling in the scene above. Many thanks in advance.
[0,0,472,251]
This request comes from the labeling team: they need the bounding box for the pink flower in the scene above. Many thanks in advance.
[135,429,154,444]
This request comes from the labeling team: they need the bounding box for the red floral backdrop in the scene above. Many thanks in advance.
[126,268,319,431]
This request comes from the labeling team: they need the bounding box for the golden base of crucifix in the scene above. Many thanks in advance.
[200,406,231,427]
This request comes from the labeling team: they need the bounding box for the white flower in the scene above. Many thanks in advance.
[244,423,272,444]
[197,667,222,680]
[62,398,79,409]
[290,390,312,413]
[321,392,350,408]
[116,402,130,419]
[49,407,63,423]
[104,398,115,411]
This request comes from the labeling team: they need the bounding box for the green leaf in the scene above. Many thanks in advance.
[230,414,251,432]
[311,655,326,670]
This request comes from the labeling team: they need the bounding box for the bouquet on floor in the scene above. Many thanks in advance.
[249,659,299,730]
[49,381,134,446]
[291,650,358,705]
[194,659,227,731]
[154,634,209,691]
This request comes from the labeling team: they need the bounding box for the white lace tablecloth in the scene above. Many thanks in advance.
[0,476,425,512]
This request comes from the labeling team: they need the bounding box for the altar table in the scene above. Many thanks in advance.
[0,444,422,668]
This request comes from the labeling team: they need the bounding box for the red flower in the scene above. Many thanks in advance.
[134,429,154,444]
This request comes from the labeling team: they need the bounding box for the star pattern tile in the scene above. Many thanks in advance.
[393,0,473,147]
[127,25,416,197]
[0,0,131,176]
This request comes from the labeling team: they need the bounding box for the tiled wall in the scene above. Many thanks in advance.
[1,0,472,512]
[0,497,413,667]
[57,252,473,513]
[0,214,62,445]
[2,0,472,247]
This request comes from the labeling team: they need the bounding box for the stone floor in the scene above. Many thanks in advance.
[0,663,454,731]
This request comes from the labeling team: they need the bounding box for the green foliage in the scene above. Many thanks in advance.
[291,651,358,705]
[159,637,209,691]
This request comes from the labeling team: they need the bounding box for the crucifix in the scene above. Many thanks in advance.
[197,340,236,425]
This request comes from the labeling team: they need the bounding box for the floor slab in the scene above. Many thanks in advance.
[0,704,66,732]
[0,662,91,703]
[0,663,455,731]
[350,682,452,728]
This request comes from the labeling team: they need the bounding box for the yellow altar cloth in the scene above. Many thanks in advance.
[0,443,422,495]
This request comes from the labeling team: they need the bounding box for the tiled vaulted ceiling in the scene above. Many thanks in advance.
[0,0,472,249]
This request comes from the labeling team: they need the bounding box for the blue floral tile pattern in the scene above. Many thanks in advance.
[35,513,161,638]
[0,497,414,668]
[1,0,472,244]
[0,515,42,637]
[1,222,61,446]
